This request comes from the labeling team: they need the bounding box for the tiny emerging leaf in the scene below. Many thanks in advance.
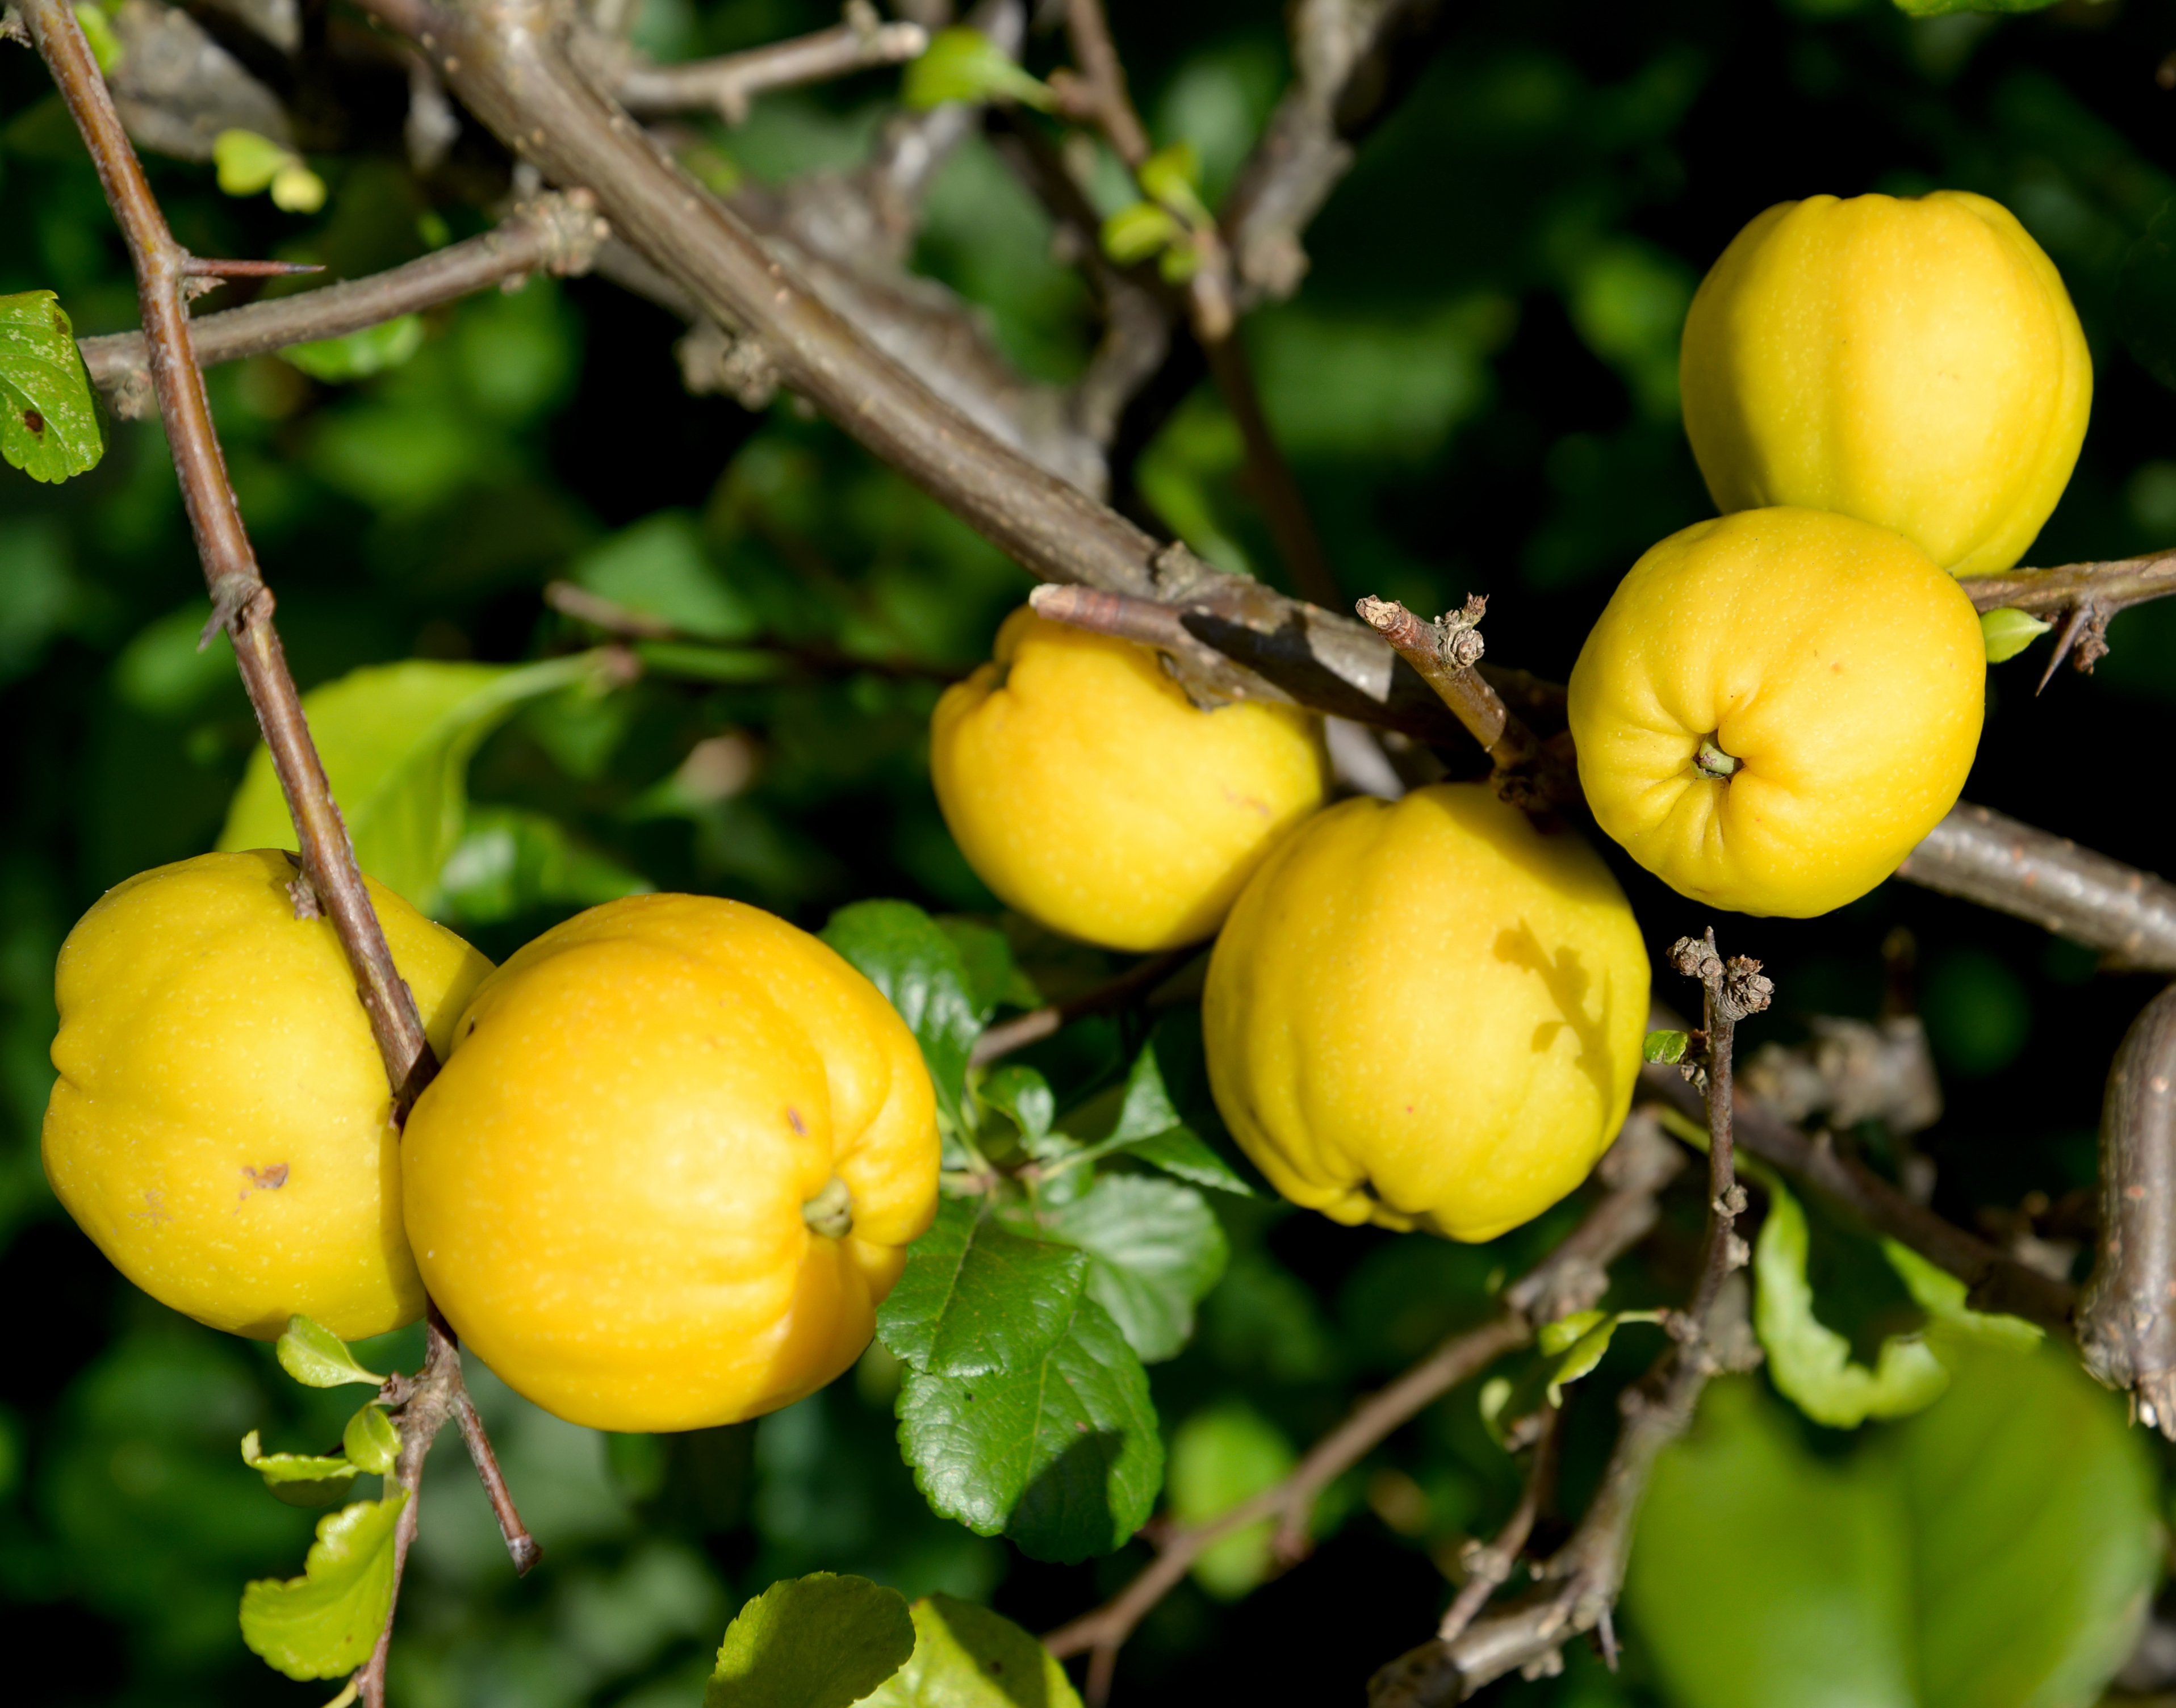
[341,1405,401,1476]
[275,1316,386,1389]
[1137,142,1211,228]
[1643,1028,1692,1065]
[1980,607,2053,664]
[240,1491,408,1680]
[901,26,1054,112]
[1102,201,1182,266]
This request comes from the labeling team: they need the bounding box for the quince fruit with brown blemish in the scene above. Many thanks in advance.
[930,606,1330,952]
[400,893,940,1433]
[1202,784,1649,1243]
[41,849,491,1340]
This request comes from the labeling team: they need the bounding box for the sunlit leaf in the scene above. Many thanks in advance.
[704,1573,915,1708]
[1099,1032,1254,1195]
[275,1317,385,1389]
[1881,1240,2043,1352]
[238,1491,408,1680]
[822,900,982,1132]
[878,1195,1090,1380]
[1006,1174,1228,1363]
[0,290,103,484]
[239,1430,357,1486]
[281,316,426,383]
[340,1406,399,1477]
[863,1594,1083,1708]
[219,656,604,912]
[1980,608,2052,664]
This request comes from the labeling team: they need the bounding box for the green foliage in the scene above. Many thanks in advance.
[1893,0,2065,14]
[862,1593,1083,1708]
[0,290,103,483]
[704,1572,916,1708]
[1001,1175,1227,1364]
[211,129,326,214]
[823,899,984,1132]
[341,1405,400,1476]
[238,1489,409,1679]
[275,1316,386,1389]
[1642,1028,1692,1065]
[1166,1404,1295,1600]
[1630,1348,2157,1708]
[877,1196,1095,1380]
[902,28,1053,113]
[219,656,604,911]
[282,316,428,384]
[1981,606,2052,663]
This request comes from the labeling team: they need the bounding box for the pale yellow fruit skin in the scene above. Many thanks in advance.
[1681,190,2091,577]
[41,849,490,1341]
[1203,785,1650,1243]
[1568,508,1985,919]
[402,893,939,1433]
[930,608,1330,952]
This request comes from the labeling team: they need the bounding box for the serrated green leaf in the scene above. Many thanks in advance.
[901,26,1053,111]
[935,916,1035,1019]
[1643,1028,1692,1065]
[895,1284,1161,1563]
[876,1195,1090,1379]
[862,1593,1083,1708]
[1629,1347,2157,1708]
[1119,1125,1255,1195]
[1102,201,1182,266]
[1006,1174,1227,1363]
[822,900,982,1132]
[1166,1403,1295,1600]
[281,315,426,383]
[0,290,103,484]
[275,1317,386,1389]
[341,1406,399,1476]
[1755,1174,1951,1428]
[219,655,602,912]
[1980,608,2052,664]
[239,1491,408,1680]
[1881,1240,2044,1353]
[976,1064,1053,1146]
[1110,1036,1187,1145]
[1087,1029,1255,1194]
[437,803,652,927]
[705,1573,915,1708]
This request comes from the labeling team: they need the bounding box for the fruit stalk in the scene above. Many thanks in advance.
[19,0,435,1109]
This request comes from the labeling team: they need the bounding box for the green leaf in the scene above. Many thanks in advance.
[213,128,298,196]
[822,900,982,1133]
[0,290,104,484]
[240,1430,358,1486]
[935,916,1037,1019]
[341,1406,399,1476]
[571,512,757,642]
[901,26,1054,112]
[1137,143,1211,228]
[1006,1174,1228,1363]
[281,315,426,383]
[1755,1174,1951,1428]
[976,1065,1054,1148]
[1629,1349,2157,1708]
[1980,608,2053,664]
[705,1573,915,1708]
[1881,1240,2044,1353]
[1166,1403,1296,1600]
[1119,1126,1255,1196]
[238,1491,408,1680]
[437,803,653,927]
[862,1594,1083,1708]
[275,1316,386,1389]
[1642,1028,1692,1065]
[1102,202,1183,266]
[74,5,123,74]
[876,1195,1090,1379]
[1098,1030,1255,1195]
[218,655,604,911]
[895,1284,1162,1563]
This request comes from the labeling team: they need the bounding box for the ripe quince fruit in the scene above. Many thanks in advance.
[930,607,1329,952]
[1681,190,2090,577]
[42,850,491,1340]
[1568,507,1985,918]
[401,894,940,1432]
[1203,784,1648,1242]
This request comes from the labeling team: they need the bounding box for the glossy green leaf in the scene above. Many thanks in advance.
[274,1317,386,1389]
[1119,1125,1254,1195]
[823,900,982,1132]
[936,917,1038,1019]
[901,26,1053,112]
[340,1406,399,1476]
[1166,1403,1296,1600]
[1980,608,2052,664]
[437,803,652,927]
[1629,1348,2157,1708]
[1755,1174,1951,1428]
[238,1491,408,1680]
[976,1065,1054,1146]
[895,1285,1161,1562]
[1008,1174,1228,1363]
[0,290,103,484]
[1087,1033,1253,1194]
[281,315,426,383]
[1642,1028,1692,1065]
[219,655,602,911]
[877,1195,1090,1379]
[705,1573,915,1708]
[863,1593,1083,1708]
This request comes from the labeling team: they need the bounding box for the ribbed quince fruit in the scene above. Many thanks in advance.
[930,607,1329,952]
[401,894,940,1432]
[1568,507,1985,918]
[1681,190,2090,577]
[1203,785,1648,1243]
[42,849,491,1340]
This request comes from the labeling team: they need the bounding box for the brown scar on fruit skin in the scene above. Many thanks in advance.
[786,1106,807,1135]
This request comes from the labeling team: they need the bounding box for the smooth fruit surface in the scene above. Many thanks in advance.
[930,607,1329,952]
[1203,785,1649,1242]
[402,893,940,1432]
[43,849,490,1339]
[1681,190,2090,577]
[1568,508,1985,918]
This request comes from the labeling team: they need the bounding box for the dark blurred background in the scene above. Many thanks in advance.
[5,1,2175,1703]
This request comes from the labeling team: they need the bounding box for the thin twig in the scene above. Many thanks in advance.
[1052,0,1150,165]
[1961,549,2176,618]
[79,194,612,418]
[1435,1401,1563,1646]
[1044,1116,1685,1702]
[968,948,1198,1067]
[613,2,927,127]
[1667,931,1770,1330]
